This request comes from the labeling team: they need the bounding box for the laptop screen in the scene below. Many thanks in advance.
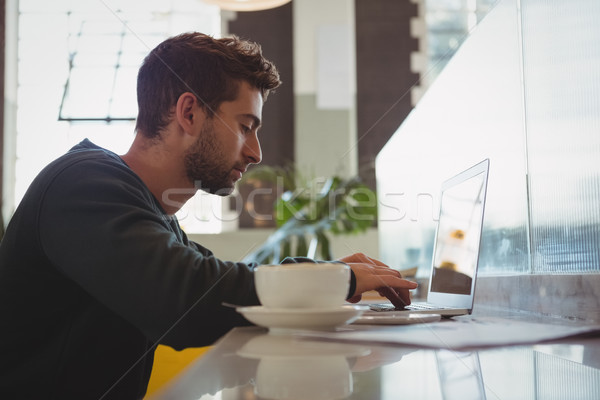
[429,164,488,296]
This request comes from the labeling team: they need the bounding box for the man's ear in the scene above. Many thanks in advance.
[175,92,206,136]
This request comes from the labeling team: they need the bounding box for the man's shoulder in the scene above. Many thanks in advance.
[44,139,130,178]
[29,139,141,199]
[62,138,122,165]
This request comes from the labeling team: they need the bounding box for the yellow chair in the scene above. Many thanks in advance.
[144,345,211,397]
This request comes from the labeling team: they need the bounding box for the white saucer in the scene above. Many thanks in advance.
[236,305,368,332]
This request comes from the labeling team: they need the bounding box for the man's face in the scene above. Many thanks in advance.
[184,81,263,196]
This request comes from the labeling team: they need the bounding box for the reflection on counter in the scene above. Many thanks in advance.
[237,334,370,399]
[150,327,600,400]
[436,350,486,400]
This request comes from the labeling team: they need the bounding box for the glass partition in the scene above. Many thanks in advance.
[377,0,529,275]
[377,0,600,276]
[520,0,600,273]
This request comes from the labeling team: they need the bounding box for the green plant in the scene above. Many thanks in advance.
[241,166,377,264]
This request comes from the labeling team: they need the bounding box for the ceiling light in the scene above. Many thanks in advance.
[202,0,292,12]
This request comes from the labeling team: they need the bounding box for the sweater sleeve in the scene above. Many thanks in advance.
[38,158,259,348]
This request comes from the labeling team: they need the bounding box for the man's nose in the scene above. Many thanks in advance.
[244,133,262,164]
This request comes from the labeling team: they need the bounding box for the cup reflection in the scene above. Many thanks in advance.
[237,334,370,400]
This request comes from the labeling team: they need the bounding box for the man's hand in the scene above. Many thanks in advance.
[338,253,417,308]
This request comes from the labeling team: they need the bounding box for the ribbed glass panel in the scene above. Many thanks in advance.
[478,348,536,399]
[521,0,600,273]
[534,351,600,399]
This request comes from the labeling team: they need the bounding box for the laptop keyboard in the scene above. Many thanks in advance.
[368,302,453,312]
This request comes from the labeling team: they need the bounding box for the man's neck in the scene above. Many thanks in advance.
[121,134,195,215]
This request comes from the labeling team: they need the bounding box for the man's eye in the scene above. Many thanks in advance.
[241,125,251,133]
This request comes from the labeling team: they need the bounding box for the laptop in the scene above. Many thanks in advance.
[356,159,490,323]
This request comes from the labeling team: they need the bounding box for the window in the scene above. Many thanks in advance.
[15,0,229,233]
[425,0,497,84]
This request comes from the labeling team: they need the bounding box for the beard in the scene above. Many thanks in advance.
[184,119,238,196]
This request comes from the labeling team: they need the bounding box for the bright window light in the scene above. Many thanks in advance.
[16,0,227,234]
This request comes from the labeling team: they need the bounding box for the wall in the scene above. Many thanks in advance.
[189,228,379,263]
[355,0,419,189]
[0,0,4,220]
[227,3,295,168]
[376,0,600,320]
[292,0,358,180]
[290,0,419,189]
[2,0,17,228]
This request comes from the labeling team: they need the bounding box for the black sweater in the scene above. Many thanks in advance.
[0,140,262,399]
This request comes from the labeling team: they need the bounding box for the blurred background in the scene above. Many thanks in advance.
[1,0,598,280]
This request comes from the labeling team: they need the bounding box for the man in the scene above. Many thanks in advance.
[0,32,416,399]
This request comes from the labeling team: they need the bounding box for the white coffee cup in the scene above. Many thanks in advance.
[254,263,350,309]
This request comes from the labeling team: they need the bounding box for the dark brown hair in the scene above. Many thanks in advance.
[135,32,281,138]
